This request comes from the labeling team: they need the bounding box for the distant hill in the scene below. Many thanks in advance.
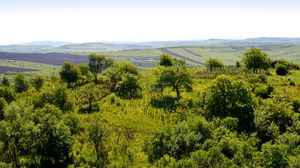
[20,41,72,47]
[1,37,300,53]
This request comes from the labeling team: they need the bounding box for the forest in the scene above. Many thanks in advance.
[0,47,300,168]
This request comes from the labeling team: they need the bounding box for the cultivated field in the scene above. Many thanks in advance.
[1,44,300,74]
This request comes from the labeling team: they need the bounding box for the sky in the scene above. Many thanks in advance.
[0,0,300,44]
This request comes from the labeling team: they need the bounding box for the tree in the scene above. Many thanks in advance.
[35,104,71,167]
[115,74,142,99]
[88,53,113,83]
[77,63,92,85]
[159,53,173,67]
[205,58,224,71]
[59,62,79,87]
[106,61,142,99]
[242,48,271,72]
[1,77,10,87]
[0,100,34,168]
[14,74,29,93]
[154,66,192,100]
[53,86,74,112]
[88,118,109,168]
[79,83,102,113]
[200,75,256,132]
[30,75,44,91]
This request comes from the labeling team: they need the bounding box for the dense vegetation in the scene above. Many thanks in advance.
[0,48,300,168]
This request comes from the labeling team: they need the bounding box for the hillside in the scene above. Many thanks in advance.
[1,37,300,53]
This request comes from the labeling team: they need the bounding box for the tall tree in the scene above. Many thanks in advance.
[88,53,113,83]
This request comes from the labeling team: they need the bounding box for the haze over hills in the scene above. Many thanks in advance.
[1,37,300,53]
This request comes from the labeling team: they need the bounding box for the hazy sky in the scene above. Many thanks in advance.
[0,0,300,44]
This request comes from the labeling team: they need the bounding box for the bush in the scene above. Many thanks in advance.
[275,63,289,76]
[205,58,224,71]
[253,84,274,99]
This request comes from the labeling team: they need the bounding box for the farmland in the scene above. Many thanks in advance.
[1,38,300,73]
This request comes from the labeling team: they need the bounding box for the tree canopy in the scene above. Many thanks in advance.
[242,48,271,72]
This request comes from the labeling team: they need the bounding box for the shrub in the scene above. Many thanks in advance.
[275,63,289,76]
[253,84,274,99]
[205,58,224,71]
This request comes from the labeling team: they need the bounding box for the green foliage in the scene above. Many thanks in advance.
[259,143,289,168]
[145,117,211,162]
[77,83,102,113]
[150,95,178,111]
[271,59,300,70]
[32,85,74,112]
[59,62,80,87]
[292,100,300,113]
[77,63,93,85]
[1,77,10,87]
[253,84,274,99]
[242,48,271,72]
[153,66,192,100]
[107,61,139,84]
[53,86,74,112]
[30,74,44,91]
[35,104,71,167]
[88,117,109,168]
[276,63,289,76]
[200,75,256,132]
[205,58,224,71]
[0,87,15,103]
[115,74,142,99]
[254,98,295,143]
[88,53,113,83]
[0,98,7,119]
[14,74,29,93]
[106,61,141,99]
[159,53,174,67]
